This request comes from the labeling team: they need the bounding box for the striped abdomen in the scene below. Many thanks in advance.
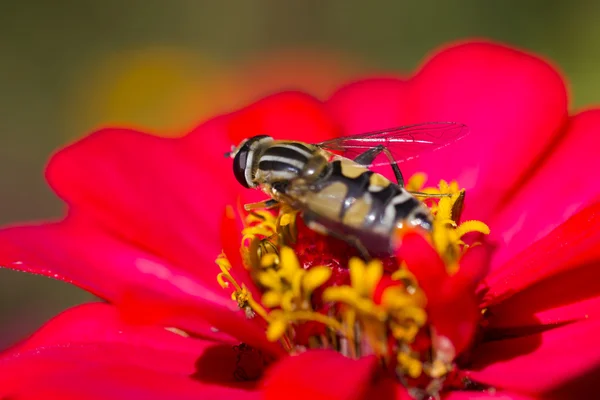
[302,158,432,235]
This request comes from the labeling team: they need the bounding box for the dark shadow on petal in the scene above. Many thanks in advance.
[486,262,600,328]
[482,320,571,342]
[363,376,403,399]
[546,365,599,399]
[466,260,600,367]
[191,343,267,390]
[458,313,544,367]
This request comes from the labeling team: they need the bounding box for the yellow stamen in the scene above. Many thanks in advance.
[303,266,332,293]
[419,178,490,267]
[455,220,491,238]
[260,253,279,268]
[398,352,423,378]
[215,253,270,321]
[405,172,428,192]
[266,312,289,341]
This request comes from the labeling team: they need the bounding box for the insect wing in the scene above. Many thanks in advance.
[316,122,469,168]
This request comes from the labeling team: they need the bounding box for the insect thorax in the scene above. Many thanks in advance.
[254,141,321,185]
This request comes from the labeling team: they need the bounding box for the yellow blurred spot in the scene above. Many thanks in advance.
[64,47,366,139]
[65,47,234,138]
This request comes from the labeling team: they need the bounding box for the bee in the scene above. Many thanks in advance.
[228,122,468,257]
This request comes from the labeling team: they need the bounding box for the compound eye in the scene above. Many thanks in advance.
[231,135,272,188]
[233,143,252,188]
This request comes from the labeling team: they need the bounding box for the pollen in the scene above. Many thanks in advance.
[216,173,489,397]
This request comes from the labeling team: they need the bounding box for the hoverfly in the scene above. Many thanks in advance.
[228,122,468,257]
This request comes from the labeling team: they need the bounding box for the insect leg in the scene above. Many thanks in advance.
[243,199,279,211]
[410,190,465,223]
[303,212,372,261]
[353,145,405,187]
[409,191,452,198]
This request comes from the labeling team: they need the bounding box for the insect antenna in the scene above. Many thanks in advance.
[224,145,237,158]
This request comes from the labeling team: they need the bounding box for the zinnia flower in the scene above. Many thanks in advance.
[1,41,599,399]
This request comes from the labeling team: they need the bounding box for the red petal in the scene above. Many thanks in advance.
[0,303,261,399]
[46,124,235,279]
[118,288,284,358]
[328,41,568,222]
[221,205,244,270]
[396,232,448,296]
[262,351,378,400]
[467,319,600,395]
[361,378,412,400]
[4,302,232,359]
[443,392,534,400]
[457,242,493,287]
[224,91,339,144]
[397,233,479,355]
[0,220,276,351]
[485,261,600,330]
[327,78,411,134]
[489,110,600,271]
[7,370,259,400]
[481,201,600,307]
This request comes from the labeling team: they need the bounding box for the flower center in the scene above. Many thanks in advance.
[216,173,490,398]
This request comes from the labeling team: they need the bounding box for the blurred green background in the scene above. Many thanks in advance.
[1,0,598,349]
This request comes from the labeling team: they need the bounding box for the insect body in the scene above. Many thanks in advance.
[230,122,468,257]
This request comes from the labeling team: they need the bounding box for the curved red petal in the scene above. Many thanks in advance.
[434,275,480,356]
[221,206,244,270]
[361,378,413,400]
[46,125,235,279]
[4,302,232,358]
[481,200,600,307]
[485,261,600,331]
[456,242,493,287]
[262,350,378,400]
[6,369,259,400]
[443,392,534,400]
[0,218,229,307]
[489,109,600,271]
[0,220,277,352]
[328,41,568,223]
[0,303,261,399]
[397,233,479,355]
[224,91,339,144]
[467,319,600,395]
[396,232,448,295]
[327,78,411,135]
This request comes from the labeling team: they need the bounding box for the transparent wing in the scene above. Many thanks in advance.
[316,121,469,167]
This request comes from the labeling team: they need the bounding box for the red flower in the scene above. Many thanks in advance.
[1,41,599,399]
